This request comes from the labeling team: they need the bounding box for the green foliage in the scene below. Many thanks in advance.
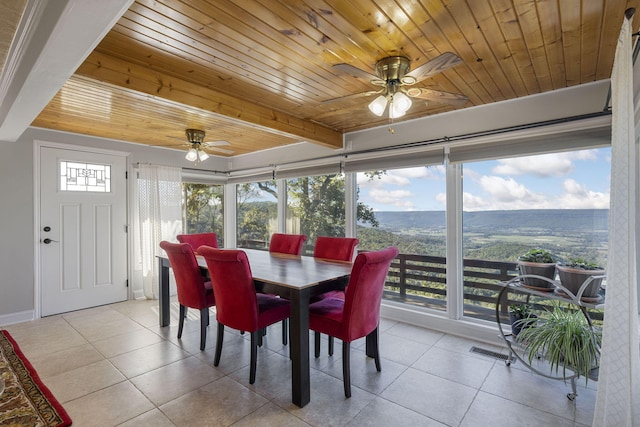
[518,248,556,263]
[516,302,601,383]
[508,303,532,316]
[183,183,224,240]
[237,181,278,245]
[563,258,603,270]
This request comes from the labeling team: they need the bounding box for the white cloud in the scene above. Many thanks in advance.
[492,150,598,178]
[369,188,414,209]
[558,179,610,208]
[357,167,441,188]
[463,174,609,211]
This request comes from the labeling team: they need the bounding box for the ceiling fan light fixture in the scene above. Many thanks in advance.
[392,92,412,113]
[368,95,388,116]
[389,105,407,119]
[185,146,198,161]
[197,149,209,162]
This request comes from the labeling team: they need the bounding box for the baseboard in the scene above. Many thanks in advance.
[0,310,35,326]
[132,289,146,300]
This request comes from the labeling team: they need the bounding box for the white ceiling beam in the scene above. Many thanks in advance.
[0,0,133,142]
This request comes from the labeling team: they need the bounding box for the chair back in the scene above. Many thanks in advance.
[342,246,399,341]
[159,241,209,309]
[313,236,359,262]
[268,233,307,255]
[176,232,218,252]
[199,247,259,332]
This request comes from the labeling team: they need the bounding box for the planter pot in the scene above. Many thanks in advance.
[556,265,605,299]
[517,261,557,289]
[509,312,537,337]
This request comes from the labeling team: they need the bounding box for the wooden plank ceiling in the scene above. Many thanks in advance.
[32,0,640,157]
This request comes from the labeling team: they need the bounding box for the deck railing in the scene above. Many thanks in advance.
[381,252,604,324]
[382,253,519,322]
[238,242,604,324]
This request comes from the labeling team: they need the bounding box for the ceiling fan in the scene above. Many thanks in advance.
[329,52,468,118]
[176,129,234,162]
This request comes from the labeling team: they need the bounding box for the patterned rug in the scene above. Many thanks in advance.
[0,330,71,426]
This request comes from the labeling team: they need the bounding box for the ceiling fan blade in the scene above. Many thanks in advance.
[204,140,231,147]
[406,87,468,106]
[333,63,379,82]
[321,89,383,104]
[405,52,463,83]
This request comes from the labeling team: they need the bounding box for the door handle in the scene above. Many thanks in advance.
[42,238,59,244]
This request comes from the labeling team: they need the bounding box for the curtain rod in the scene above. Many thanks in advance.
[224,111,611,175]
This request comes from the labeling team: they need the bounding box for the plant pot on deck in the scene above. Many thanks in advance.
[556,265,605,299]
[517,260,557,290]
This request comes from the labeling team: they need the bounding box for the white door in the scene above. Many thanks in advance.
[39,146,128,316]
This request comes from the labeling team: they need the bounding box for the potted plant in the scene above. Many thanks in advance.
[516,302,601,383]
[517,249,557,290]
[556,258,605,300]
[508,303,536,337]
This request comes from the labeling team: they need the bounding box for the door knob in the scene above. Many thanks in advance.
[42,238,59,244]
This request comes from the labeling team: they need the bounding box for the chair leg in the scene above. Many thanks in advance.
[282,319,288,345]
[342,340,351,398]
[314,331,321,358]
[258,329,263,347]
[249,331,258,384]
[199,308,208,351]
[371,327,382,372]
[328,336,334,356]
[178,305,186,339]
[214,323,224,366]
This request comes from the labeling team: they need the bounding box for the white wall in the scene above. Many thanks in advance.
[0,127,227,323]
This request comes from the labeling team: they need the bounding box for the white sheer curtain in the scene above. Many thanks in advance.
[133,164,182,299]
[593,10,640,427]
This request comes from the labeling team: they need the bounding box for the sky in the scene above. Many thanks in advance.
[357,147,612,212]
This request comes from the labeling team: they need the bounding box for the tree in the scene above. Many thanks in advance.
[183,183,224,240]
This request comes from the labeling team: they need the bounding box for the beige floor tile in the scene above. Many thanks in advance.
[118,408,177,426]
[232,402,312,427]
[63,381,154,427]
[109,340,189,378]
[381,367,477,426]
[130,356,224,406]
[159,376,269,427]
[384,322,445,345]
[272,368,376,427]
[30,343,105,378]
[412,345,495,388]
[318,348,408,395]
[2,299,602,427]
[460,391,575,427]
[346,397,446,426]
[92,328,165,358]
[45,359,126,403]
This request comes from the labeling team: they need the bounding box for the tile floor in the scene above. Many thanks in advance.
[2,299,597,426]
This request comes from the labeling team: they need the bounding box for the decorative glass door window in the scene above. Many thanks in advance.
[60,161,111,192]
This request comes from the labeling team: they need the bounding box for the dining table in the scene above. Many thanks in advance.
[157,248,357,407]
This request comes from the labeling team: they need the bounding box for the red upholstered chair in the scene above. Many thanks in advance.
[176,232,218,252]
[313,236,359,262]
[268,233,307,255]
[159,241,216,351]
[309,246,398,397]
[312,236,359,355]
[199,247,291,384]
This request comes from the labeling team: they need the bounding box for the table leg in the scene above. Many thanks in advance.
[290,288,311,407]
[159,257,171,327]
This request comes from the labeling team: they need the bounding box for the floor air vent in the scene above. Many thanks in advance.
[469,346,509,361]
